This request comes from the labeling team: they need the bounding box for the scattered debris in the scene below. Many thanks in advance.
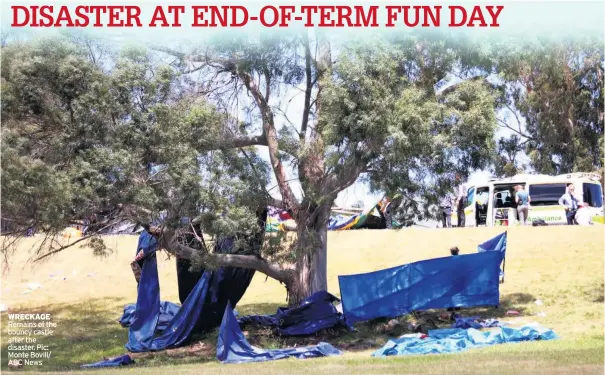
[87,273,96,278]
[505,310,520,316]
[535,300,544,306]
[27,283,42,290]
[535,312,546,317]
[21,290,31,295]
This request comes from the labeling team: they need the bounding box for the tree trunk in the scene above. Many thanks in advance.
[287,206,330,306]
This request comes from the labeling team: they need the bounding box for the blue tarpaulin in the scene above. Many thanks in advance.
[372,324,558,357]
[120,301,180,332]
[477,232,507,253]
[452,315,504,329]
[478,231,507,280]
[237,291,352,336]
[81,354,134,368]
[125,246,213,352]
[339,250,505,324]
[124,230,255,353]
[217,303,343,364]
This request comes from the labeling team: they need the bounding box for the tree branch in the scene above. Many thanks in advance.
[238,67,298,210]
[300,31,313,143]
[162,229,290,284]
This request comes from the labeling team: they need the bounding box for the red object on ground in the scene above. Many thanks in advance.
[279,211,292,220]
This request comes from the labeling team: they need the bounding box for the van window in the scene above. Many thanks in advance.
[494,190,513,208]
[528,183,566,206]
[466,187,475,208]
[583,183,603,208]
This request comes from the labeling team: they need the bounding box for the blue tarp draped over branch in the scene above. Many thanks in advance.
[372,324,558,357]
[237,291,353,336]
[124,231,255,353]
[217,303,343,364]
[338,250,505,324]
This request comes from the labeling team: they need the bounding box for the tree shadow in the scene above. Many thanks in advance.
[461,292,535,319]
[1,298,217,372]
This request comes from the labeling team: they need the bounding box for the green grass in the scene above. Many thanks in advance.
[1,226,603,374]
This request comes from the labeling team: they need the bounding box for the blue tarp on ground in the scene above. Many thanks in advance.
[372,324,557,357]
[452,315,504,329]
[120,301,180,333]
[237,291,353,336]
[217,303,343,364]
[82,354,134,368]
[338,250,505,324]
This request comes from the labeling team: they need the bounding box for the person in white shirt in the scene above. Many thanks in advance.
[575,202,592,226]
[558,183,582,225]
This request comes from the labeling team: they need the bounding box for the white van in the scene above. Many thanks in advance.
[451,173,604,227]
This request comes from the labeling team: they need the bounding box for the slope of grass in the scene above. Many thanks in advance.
[1,226,603,374]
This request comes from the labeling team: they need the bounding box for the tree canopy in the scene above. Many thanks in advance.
[3,31,599,302]
[491,37,604,177]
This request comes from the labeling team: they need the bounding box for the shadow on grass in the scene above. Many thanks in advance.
[0,298,217,373]
[0,292,541,371]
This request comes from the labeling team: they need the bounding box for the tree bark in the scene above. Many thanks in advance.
[287,204,330,306]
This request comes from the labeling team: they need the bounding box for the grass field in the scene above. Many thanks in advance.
[1,226,604,374]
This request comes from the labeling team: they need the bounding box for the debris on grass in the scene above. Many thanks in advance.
[27,282,42,290]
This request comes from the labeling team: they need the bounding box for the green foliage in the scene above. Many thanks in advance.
[493,37,604,176]
[320,35,498,222]
[1,36,270,259]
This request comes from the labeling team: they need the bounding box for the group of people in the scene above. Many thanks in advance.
[438,180,591,228]
[438,176,469,229]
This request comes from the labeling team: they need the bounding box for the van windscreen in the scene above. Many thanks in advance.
[528,183,566,206]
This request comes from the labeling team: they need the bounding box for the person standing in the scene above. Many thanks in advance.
[439,192,454,228]
[559,183,581,225]
[455,176,467,228]
[515,185,531,226]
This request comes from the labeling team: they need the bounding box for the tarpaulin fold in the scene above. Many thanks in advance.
[339,250,504,324]
[452,315,504,329]
[237,291,353,336]
[372,324,557,357]
[217,302,343,364]
[81,354,134,368]
[119,301,180,332]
